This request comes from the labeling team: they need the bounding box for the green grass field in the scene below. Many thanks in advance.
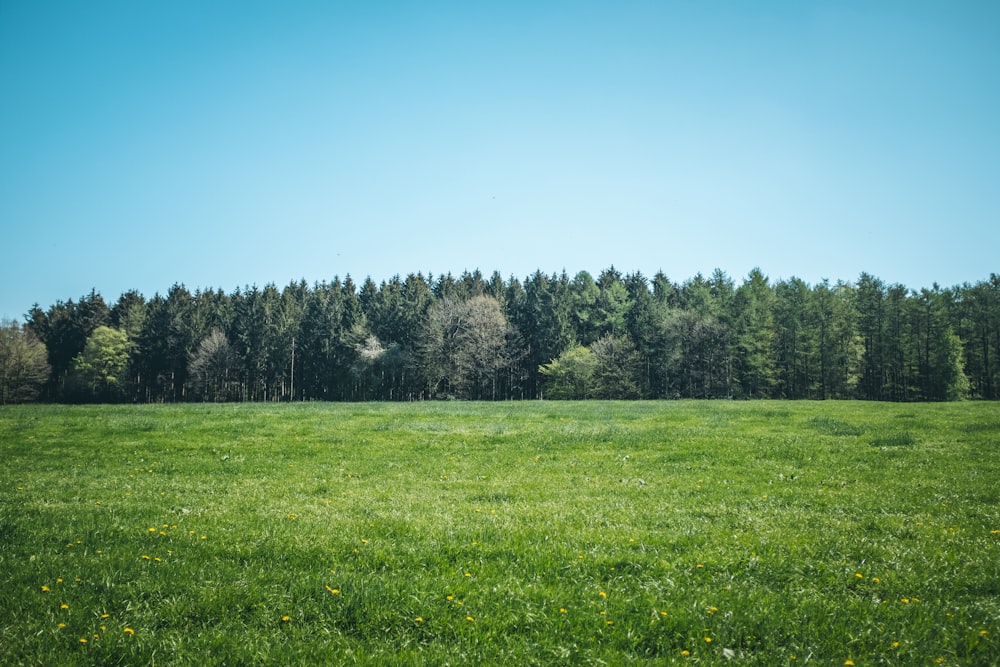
[1,401,998,666]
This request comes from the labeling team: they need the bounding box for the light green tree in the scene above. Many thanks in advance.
[539,345,597,399]
[72,326,130,401]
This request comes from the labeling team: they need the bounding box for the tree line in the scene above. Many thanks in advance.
[2,268,998,404]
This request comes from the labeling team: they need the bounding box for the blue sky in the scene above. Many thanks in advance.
[1,1,998,320]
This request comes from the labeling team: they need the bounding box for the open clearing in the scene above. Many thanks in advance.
[1,401,998,665]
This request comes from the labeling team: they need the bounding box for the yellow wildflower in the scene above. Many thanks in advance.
[124,628,135,635]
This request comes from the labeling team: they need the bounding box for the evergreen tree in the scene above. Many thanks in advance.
[773,277,812,399]
[732,269,776,398]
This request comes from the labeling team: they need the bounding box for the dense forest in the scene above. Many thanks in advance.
[2,268,999,404]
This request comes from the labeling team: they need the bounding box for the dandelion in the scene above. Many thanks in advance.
[124,628,135,635]
[56,578,63,583]
[141,555,151,560]
[844,661,855,666]
[660,611,668,616]
[901,598,910,604]
[981,630,988,636]
[79,638,87,644]
[148,528,156,533]
[61,604,69,610]
[696,563,704,569]
[606,621,614,626]
[560,608,567,613]
[281,615,291,622]
[872,577,880,583]
[855,573,863,579]
[464,572,471,577]
[200,535,206,540]
[58,623,66,629]
[599,591,607,598]
[41,586,50,592]
[892,641,900,648]
[466,616,474,622]
[101,614,109,619]
[706,606,718,615]
[446,595,454,601]
[415,617,424,623]
[991,529,999,535]
[681,650,690,656]
[705,636,712,643]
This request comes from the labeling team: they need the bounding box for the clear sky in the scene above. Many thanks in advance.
[1,1,998,320]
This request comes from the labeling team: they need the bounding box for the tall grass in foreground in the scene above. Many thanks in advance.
[0,401,998,665]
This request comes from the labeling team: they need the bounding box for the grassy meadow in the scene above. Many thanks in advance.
[1,401,998,665]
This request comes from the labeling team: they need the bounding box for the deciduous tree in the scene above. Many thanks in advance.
[0,319,50,404]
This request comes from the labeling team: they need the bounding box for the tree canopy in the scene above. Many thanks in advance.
[20,269,1000,403]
